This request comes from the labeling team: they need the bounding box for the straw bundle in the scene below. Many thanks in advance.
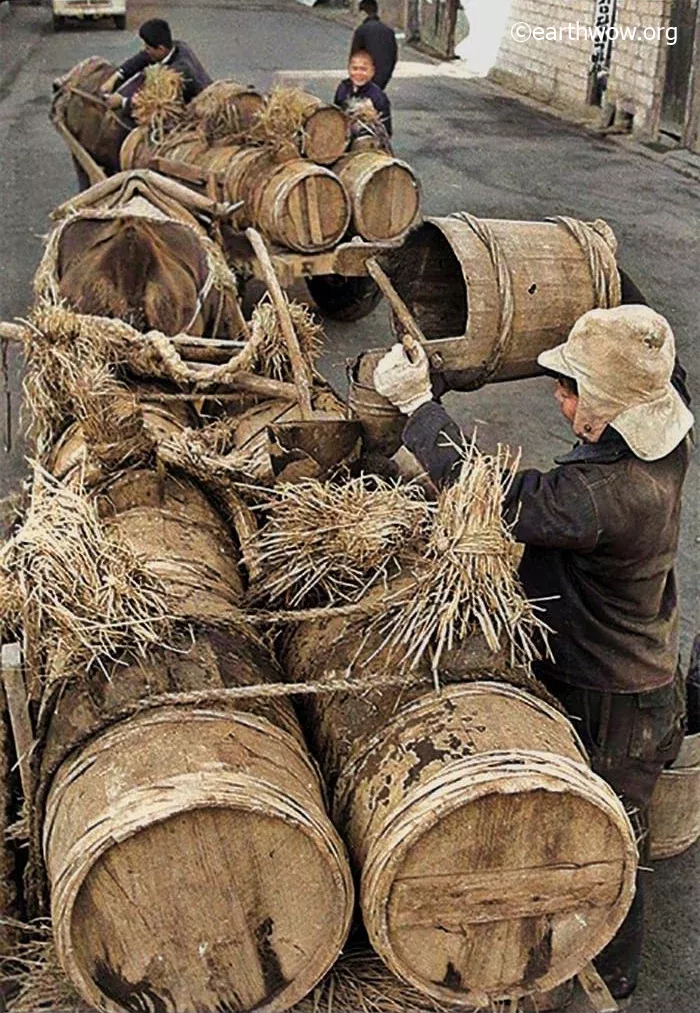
[1,921,90,1013]
[131,64,185,140]
[0,469,173,681]
[250,295,323,382]
[248,475,429,607]
[248,86,311,147]
[372,438,550,676]
[186,80,258,144]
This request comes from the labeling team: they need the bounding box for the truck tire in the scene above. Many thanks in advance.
[114,13,126,28]
[52,13,66,31]
[306,274,382,323]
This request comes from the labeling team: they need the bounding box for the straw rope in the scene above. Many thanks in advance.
[449,211,515,387]
[547,215,621,309]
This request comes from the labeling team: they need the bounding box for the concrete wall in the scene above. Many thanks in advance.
[605,0,673,138]
[489,0,597,112]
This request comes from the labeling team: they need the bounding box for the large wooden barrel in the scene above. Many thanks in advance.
[649,732,700,859]
[380,214,621,389]
[334,152,421,242]
[296,95,349,165]
[284,617,638,1007]
[250,160,351,253]
[37,628,354,1013]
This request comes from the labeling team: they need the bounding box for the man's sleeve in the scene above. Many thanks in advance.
[402,401,464,487]
[504,466,601,549]
[116,51,150,83]
[334,82,346,106]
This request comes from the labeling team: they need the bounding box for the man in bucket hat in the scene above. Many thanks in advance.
[373,303,693,999]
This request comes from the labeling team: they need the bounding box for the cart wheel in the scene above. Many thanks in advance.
[114,13,126,28]
[52,13,66,30]
[306,274,382,323]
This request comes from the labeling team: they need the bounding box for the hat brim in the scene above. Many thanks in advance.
[537,344,577,379]
[610,389,694,461]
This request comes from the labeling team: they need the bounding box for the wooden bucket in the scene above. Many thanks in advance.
[250,159,351,253]
[649,732,700,859]
[297,96,350,165]
[334,152,421,242]
[285,618,638,1007]
[231,390,348,480]
[189,80,265,136]
[380,215,621,389]
[38,628,354,1013]
[346,355,404,456]
[119,126,152,170]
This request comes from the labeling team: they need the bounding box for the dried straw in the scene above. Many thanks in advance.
[248,86,313,148]
[248,475,429,607]
[372,437,551,677]
[0,920,90,1013]
[131,64,185,140]
[187,80,258,144]
[0,468,173,683]
[250,295,323,382]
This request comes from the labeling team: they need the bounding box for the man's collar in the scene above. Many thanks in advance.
[160,46,176,65]
[555,426,632,465]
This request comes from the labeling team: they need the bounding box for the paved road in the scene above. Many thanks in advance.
[0,2,698,1010]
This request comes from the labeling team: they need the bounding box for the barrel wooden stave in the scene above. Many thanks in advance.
[381,216,620,387]
[39,629,353,1013]
[335,152,420,242]
[285,618,638,1007]
[189,81,265,136]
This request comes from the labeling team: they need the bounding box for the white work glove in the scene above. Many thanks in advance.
[373,342,432,415]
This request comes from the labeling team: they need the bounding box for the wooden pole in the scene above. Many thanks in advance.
[0,643,34,800]
[577,962,619,1013]
[245,227,314,420]
[365,257,427,360]
[51,117,107,187]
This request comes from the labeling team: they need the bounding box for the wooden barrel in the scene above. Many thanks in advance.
[250,160,350,253]
[197,145,278,224]
[334,152,421,242]
[189,80,265,137]
[297,96,349,165]
[380,215,621,389]
[119,126,152,170]
[231,390,348,480]
[649,732,700,859]
[284,618,638,1007]
[38,628,354,1013]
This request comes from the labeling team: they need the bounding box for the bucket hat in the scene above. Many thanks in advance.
[538,305,693,461]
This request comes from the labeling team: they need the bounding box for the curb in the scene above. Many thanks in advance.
[0,2,11,21]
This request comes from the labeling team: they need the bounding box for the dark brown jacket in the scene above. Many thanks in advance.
[403,401,691,693]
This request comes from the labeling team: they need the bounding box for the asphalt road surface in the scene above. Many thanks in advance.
[0,2,698,1010]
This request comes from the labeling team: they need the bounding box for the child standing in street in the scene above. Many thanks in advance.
[334,50,392,142]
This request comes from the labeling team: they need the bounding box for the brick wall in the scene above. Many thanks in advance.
[489,0,597,111]
[605,0,673,138]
